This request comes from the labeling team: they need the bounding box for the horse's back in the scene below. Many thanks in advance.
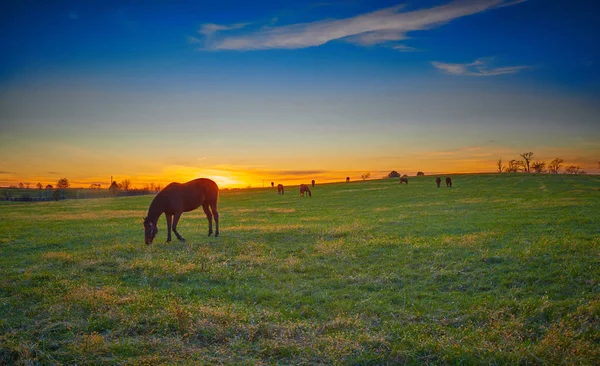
[185,178,219,202]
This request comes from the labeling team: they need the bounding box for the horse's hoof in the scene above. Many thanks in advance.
[215,233,219,237]
[178,238,186,242]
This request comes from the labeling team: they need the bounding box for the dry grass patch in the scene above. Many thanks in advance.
[41,251,73,263]
[440,232,496,248]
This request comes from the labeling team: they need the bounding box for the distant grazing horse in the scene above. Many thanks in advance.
[277,184,284,195]
[446,177,452,188]
[399,177,408,184]
[311,180,315,187]
[143,178,219,245]
[436,177,441,187]
[300,184,312,197]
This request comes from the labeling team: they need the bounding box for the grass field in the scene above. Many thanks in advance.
[1,174,599,364]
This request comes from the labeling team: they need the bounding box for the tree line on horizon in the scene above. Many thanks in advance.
[2,177,162,201]
[497,153,590,175]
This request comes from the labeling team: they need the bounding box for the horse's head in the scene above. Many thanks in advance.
[143,217,158,245]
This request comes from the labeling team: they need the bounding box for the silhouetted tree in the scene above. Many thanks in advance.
[121,179,131,191]
[565,165,585,175]
[56,178,70,189]
[361,173,371,180]
[416,172,425,176]
[311,180,315,187]
[36,182,43,190]
[497,159,503,173]
[520,152,534,173]
[89,183,102,189]
[506,160,522,173]
[45,184,53,190]
[18,183,24,189]
[346,177,350,183]
[548,158,564,174]
[388,171,400,178]
[271,182,274,188]
[531,161,546,174]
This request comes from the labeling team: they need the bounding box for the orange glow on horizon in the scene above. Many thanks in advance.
[1,157,598,189]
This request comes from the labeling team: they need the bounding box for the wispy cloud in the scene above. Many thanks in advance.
[0,171,15,175]
[197,0,526,51]
[392,44,419,52]
[431,57,529,76]
[198,22,250,37]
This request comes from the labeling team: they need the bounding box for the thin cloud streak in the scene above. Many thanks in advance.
[431,58,530,76]
[199,0,526,50]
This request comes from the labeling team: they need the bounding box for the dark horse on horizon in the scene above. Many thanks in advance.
[399,177,408,184]
[446,177,452,187]
[436,177,441,187]
[300,184,312,197]
[143,178,219,245]
[277,184,284,195]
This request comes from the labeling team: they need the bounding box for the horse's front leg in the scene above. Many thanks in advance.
[172,212,186,242]
[165,213,173,243]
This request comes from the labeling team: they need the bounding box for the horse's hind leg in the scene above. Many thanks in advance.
[202,202,213,236]
[172,212,186,242]
[211,202,219,237]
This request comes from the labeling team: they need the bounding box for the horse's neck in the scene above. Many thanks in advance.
[147,198,163,223]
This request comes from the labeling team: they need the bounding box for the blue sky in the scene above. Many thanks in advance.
[1,0,599,187]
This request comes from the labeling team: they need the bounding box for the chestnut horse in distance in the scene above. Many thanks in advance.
[277,184,284,195]
[446,177,452,187]
[143,178,219,245]
[300,184,312,197]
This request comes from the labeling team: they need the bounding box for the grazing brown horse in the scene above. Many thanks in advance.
[277,184,284,195]
[446,177,452,187]
[143,178,219,245]
[399,177,408,184]
[436,177,441,187]
[311,179,315,187]
[300,184,312,197]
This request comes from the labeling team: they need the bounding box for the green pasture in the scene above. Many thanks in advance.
[1,174,599,364]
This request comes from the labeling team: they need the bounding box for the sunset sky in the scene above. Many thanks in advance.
[1,0,599,188]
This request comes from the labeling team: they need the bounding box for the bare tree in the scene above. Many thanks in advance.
[45,184,53,190]
[506,160,522,173]
[18,183,24,189]
[361,173,371,180]
[36,182,43,190]
[520,152,534,173]
[531,161,546,174]
[565,165,585,175]
[497,159,503,173]
[121,179,131,191]
[547,158,564,174]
